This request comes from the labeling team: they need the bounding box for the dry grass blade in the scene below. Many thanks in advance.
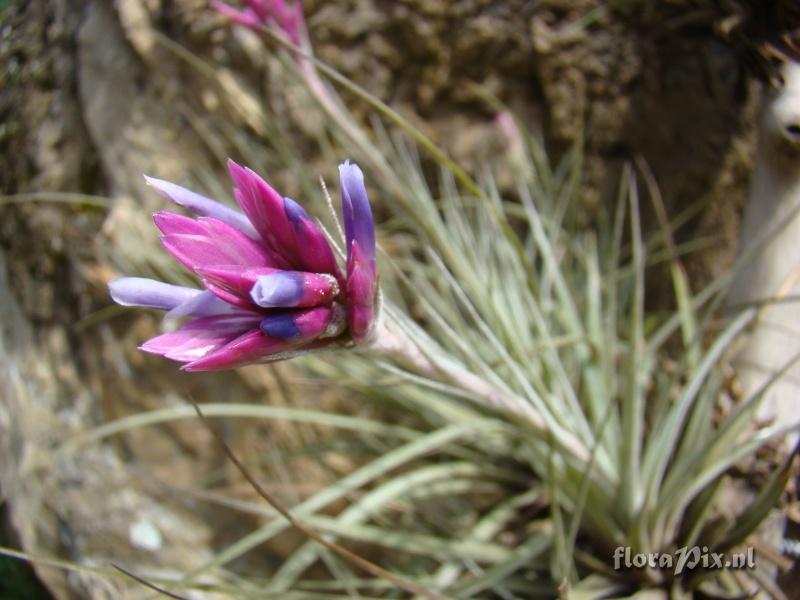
[192,404,450,600]
[0,192,110,208]
[111,564,189,600]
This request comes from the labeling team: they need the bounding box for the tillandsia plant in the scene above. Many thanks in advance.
[88,1,800,599]
[109,160,377,370]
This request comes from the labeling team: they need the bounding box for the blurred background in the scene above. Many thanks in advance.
[0,0,790,597]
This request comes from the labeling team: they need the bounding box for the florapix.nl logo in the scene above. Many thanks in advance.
[613,546,755,575]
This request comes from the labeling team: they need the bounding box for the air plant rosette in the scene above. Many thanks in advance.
[110,159,378,371]
[97,0,800,597]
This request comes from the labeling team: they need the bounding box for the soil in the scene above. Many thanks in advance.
[0,0,780,597]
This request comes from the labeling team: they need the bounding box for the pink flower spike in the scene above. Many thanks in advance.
[112,158,376,372]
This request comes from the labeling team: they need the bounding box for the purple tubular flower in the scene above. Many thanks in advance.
[339,161,376,264]
[109,278,238,318]
[110,277,201,310]
[339,160,378,343]
[144,175,258,239]
[250,271,339,308]
[110,158,377,371]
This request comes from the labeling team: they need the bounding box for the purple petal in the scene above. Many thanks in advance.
[346,240,377,343]
[284,197,342,279]
[339,160,376,264]
[109,277,202,310]
[228,159,298,262]
[250,271,339,308]
[182,329,302,371]
[144,175,258,239]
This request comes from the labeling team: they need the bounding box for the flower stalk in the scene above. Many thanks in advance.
[367,316,595,465]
